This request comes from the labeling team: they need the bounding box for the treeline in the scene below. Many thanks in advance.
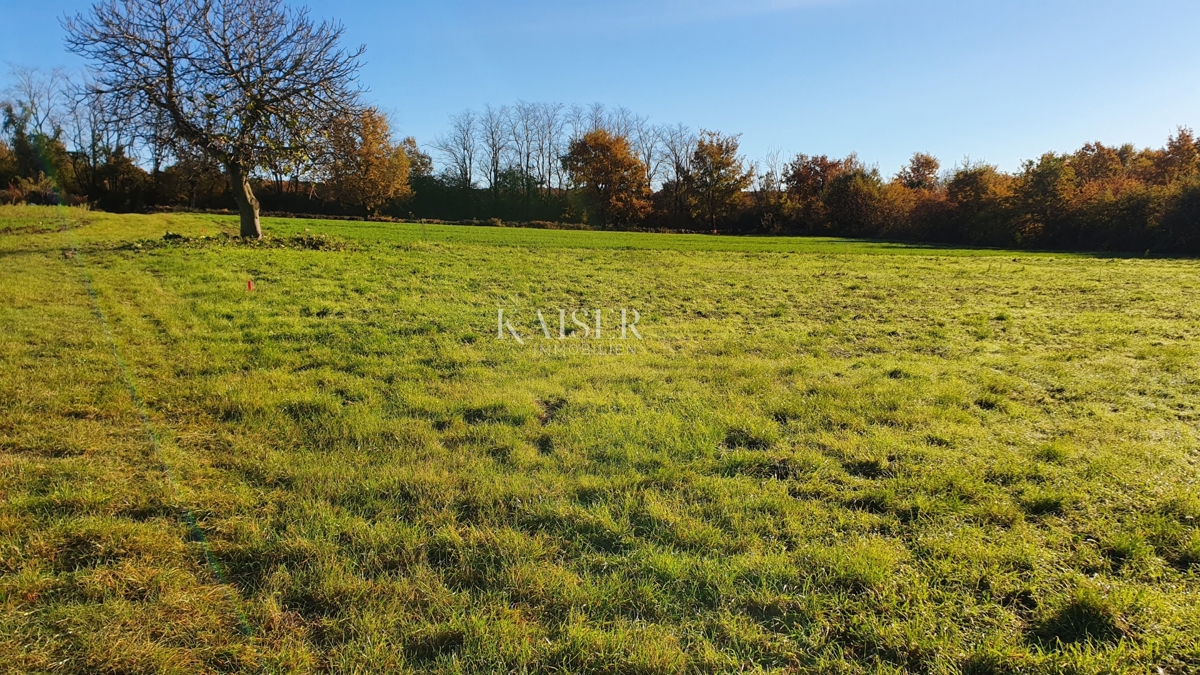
[0,67,422,217]
[425,102,1200,253]
[4,67,1199,253]
[752,137,1200,252]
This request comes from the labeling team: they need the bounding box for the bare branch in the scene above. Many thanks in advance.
[63,0,365,236]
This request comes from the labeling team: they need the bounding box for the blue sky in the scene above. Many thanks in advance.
[3,0,1199,175]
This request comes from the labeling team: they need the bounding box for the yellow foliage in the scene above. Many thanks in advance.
[323,108,411,215]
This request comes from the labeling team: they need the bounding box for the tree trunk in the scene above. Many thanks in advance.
[226,162,262,239]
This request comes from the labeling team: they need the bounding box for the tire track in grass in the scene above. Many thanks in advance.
[63,210,253,637]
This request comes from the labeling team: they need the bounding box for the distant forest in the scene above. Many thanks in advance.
[3,68,1199,253]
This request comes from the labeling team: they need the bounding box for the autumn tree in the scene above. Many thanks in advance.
[1014,153,1083,245]
[781,153,860,230]
[2,110,73,202]
[686,130,753,229]
[323,107,411,215]
[0,68,77,198]
[402,137,433,180]
[824,167,904,237]
[65,0,364,238]
[1160,127,1200,182]
[896,152,941,190]
[562,129,651,227]
[785,154,859,199]
[945,161,1016,245]
[1071,142,1125,183]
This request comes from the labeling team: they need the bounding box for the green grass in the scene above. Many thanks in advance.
[2,204,1199,674]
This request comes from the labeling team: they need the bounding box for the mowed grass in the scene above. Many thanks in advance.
[1,204,1199,674]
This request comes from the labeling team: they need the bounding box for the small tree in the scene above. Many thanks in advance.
[323,108,410,215]
[686,130,753,229]
[64,0,364,238]
[562,129,650,227]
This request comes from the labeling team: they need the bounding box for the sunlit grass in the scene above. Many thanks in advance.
[2,204,1199,673]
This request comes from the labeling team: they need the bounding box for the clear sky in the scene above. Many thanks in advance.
[3,0,1199,175]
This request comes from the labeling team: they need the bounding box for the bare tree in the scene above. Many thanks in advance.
[3,66,70,138]
[141,107,177,175]
[661,123,696,182]
[510,100,539,201]
[566,104,588,142]
[754,147,787,232]
[434,109,478,189]
[630,115,662,188]
[478,104,510,198]
[63,83,133,197]
[757,147,786,194]
[535,102,565,193]
[64,0,365,238]
[587,102,607,133]
[660,123,696,221]
[606,106,637,139]
[2,67,71,188]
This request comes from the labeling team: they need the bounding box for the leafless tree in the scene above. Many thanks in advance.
[587,102,607,133]
[434,109,478,189]
[757,147,786,194]
[535,102,565,192]
[2,66,70,138]
[62,83,134,196]
[630,115,662,188]
[64,0,365,238]
[659,123,697,221]
[424,99,699,216]
[661,124,697,184]
[566,104,588,141]
[478,104,510,197]
[606,106,637,139]
[510,101,538,199]
[753,147,787,231]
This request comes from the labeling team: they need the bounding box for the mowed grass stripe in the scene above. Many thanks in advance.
[67,218,256,639]
[1,224,255,672]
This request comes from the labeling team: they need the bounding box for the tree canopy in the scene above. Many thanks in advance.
[322,107,411,216]
[562,129,651,227]
[64,0,365,238]
[686,130,753,229]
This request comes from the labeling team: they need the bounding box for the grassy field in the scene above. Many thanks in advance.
[1,204,1199,674]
